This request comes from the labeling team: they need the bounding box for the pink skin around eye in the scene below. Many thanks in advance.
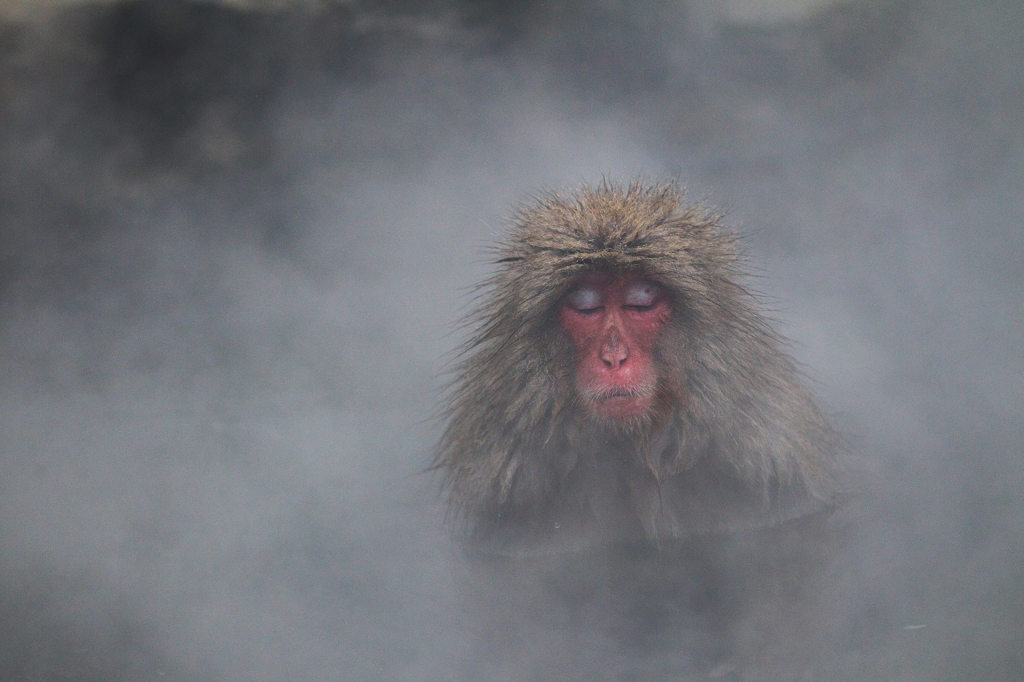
[558,274,672,420]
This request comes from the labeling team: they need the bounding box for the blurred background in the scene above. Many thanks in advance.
[1,0,1021,678]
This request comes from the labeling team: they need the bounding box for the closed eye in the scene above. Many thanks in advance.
[623,280,662,308]
[566,286,603,313]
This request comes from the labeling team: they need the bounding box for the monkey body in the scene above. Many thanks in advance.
[436,182,839,553]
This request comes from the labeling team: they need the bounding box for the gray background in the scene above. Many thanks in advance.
[1,1,1022,679]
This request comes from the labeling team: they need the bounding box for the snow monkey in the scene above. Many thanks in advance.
[436,181,839,553]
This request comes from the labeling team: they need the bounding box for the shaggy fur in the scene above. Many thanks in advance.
[435,181,839,553]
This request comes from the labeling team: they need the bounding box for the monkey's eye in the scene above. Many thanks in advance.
[623,280,661,310]
[566,286,603,313]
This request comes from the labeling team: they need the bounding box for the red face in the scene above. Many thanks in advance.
[558,273,672,423]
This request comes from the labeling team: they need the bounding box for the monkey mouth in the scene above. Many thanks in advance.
[587,387,655,420]
[602,389,642,400]
[588,384,654,401]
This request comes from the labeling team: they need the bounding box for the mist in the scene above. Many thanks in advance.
[1,1,1022,679]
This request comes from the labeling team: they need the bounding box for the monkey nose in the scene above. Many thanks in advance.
[599,339,629,369]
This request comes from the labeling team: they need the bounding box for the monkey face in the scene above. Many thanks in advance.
[558,273,672,423]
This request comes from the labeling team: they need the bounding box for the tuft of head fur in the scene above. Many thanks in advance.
[435,181,839,553]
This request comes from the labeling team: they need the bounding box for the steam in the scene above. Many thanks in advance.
[1,0,1022,678]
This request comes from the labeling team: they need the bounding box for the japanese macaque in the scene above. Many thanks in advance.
[435,182,839,554]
